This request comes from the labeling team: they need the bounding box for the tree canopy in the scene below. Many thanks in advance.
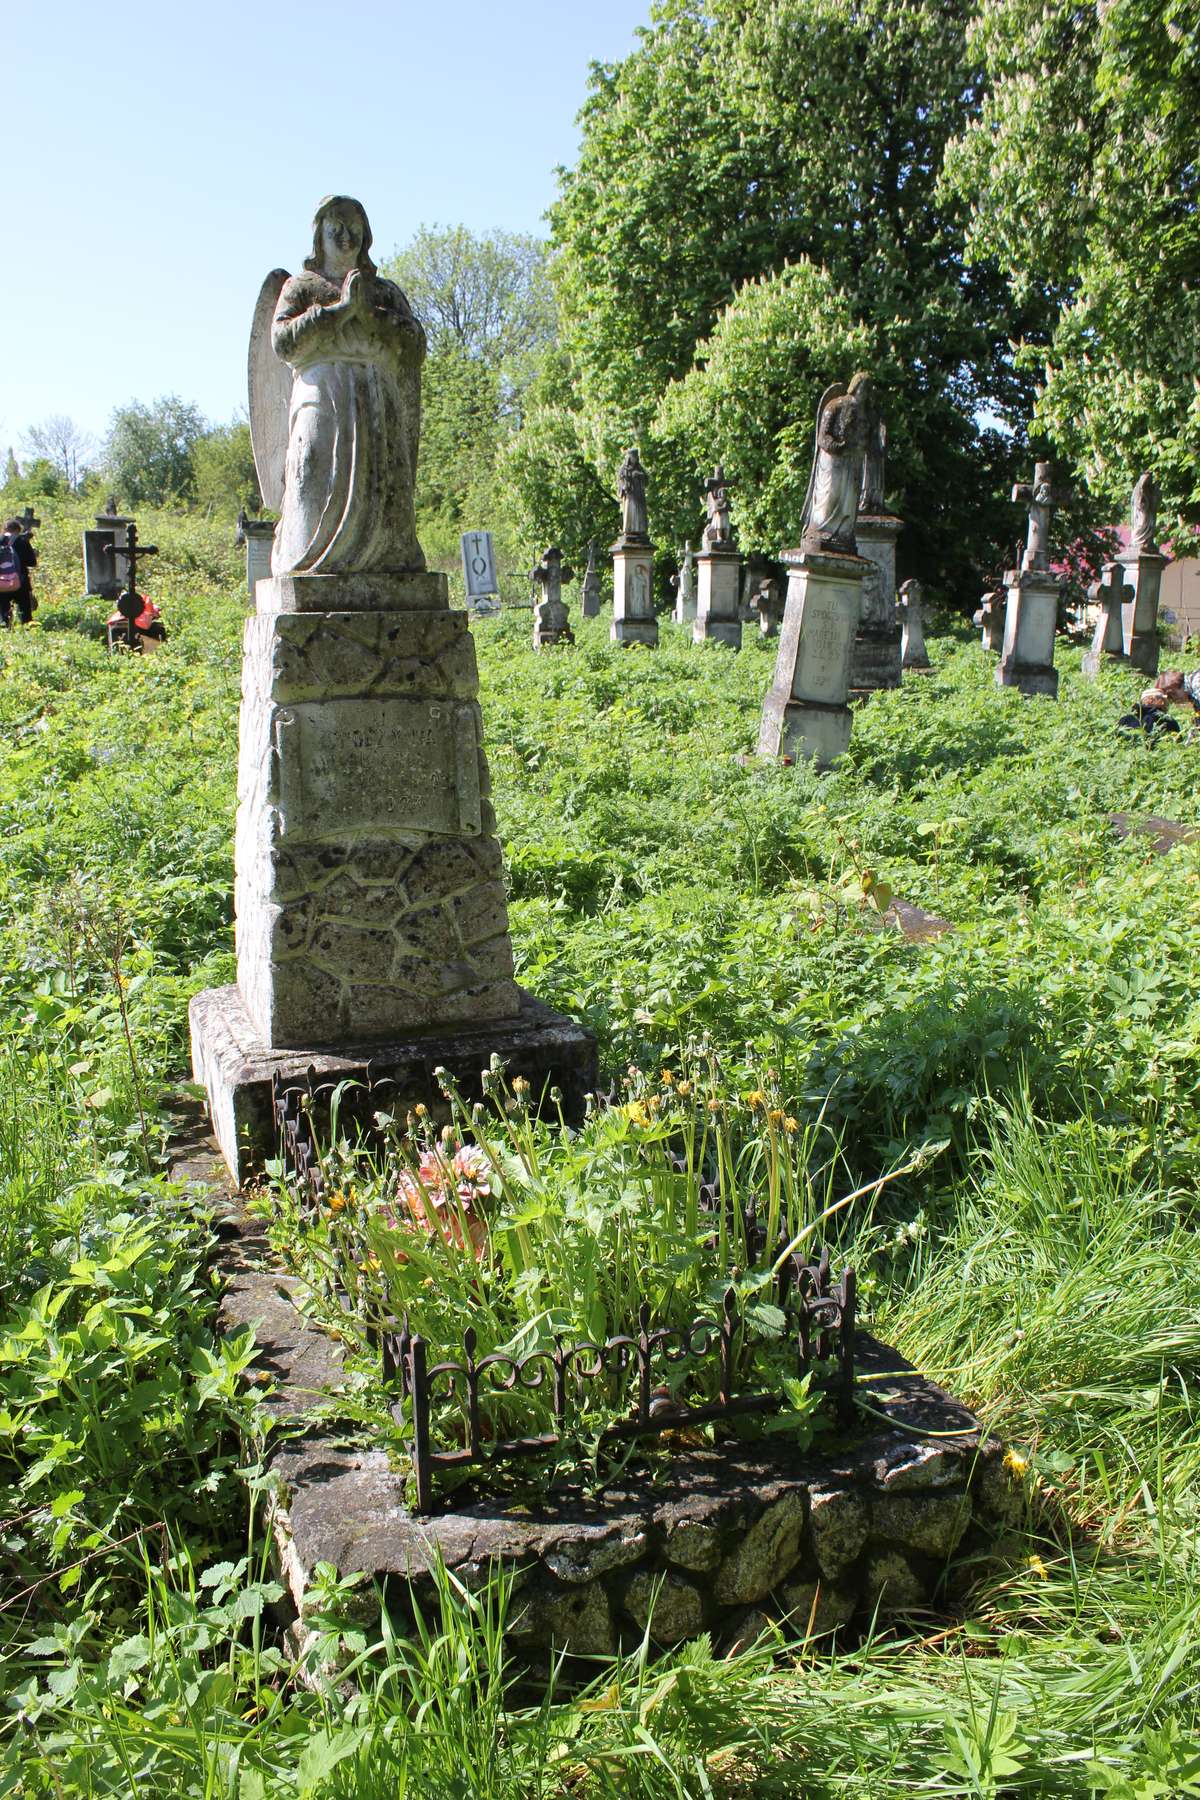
[104,396,206,506]
[943,0,1200,524]
[531,0,1051,592]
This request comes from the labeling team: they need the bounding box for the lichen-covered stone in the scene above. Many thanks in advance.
[862,1551,927,1612]
[778,1579,856,1636]
[721,1607,778,1655]
[808,1488,869,1580]
[545,1528,647,1585]
[714,1492,806,1604]
[871,1492,971,1559]
[974,1444,1025,1527]
[509,1580,615,1655]
[621,1572,705,1642]
[875,1442,968,1491]
[664,1518,722,1573]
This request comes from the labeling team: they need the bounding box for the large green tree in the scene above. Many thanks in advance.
[104,396,206,506]
[532,0,1051,593]
[944,0,1200,523]
[192,420,261,517]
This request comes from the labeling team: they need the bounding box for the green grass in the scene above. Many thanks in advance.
[2,502,1200,1794]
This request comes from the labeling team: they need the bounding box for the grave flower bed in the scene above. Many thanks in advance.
[264,1056,864,1510]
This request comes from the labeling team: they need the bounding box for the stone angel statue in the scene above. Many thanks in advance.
[1130,471,1160,556]
[249,195,427,577]
[617,448,650,540]
[799,374,872,556]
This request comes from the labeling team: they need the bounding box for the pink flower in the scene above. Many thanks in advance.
[386,1144,492,1260]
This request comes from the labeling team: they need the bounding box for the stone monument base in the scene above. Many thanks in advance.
[758,549,866,770]
[611,539,658,648]
[1121,550,1165,676]
[693,547,742,649]
[849,627,902,695]
[190,983,598,1189]
[996,570,1061,698]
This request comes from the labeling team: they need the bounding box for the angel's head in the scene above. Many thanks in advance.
[305,196,377,282]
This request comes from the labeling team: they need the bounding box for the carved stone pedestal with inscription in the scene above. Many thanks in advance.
[848,514,902,693]
[611,539,658,647]
[192,569,596,1183]
[757,549,867,770]
[692,546,742,649]
[996,570,1062,698]
[1120,549,1166,676]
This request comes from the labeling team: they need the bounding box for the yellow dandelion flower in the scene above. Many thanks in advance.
[647,1094,662,1113]
[707,1098,722,1114]
[327,1192,348,1214]
[1027,1554,1048,1580]
[768,1108,786,1127]
[744,1090,766,1110]
[784,1116,799,1134]
[512,1075,531,1096]
[414,1102,429,1118]
[660,1069,675,1087]
[677,1079,693,1097]
[1003,1449,1029,1478]
[625,1100,651,1128]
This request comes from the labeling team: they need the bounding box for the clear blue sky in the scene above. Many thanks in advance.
[3,0,650,457]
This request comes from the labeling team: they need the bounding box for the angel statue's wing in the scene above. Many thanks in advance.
[800,382,845,530]
[248,269,291,513]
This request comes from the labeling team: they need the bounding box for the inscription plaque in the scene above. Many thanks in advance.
[276,696,483,841]
[795,590,854,703]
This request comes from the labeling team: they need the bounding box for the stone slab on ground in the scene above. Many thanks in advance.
[1109,814,1198,855]
[190,983,598,1188]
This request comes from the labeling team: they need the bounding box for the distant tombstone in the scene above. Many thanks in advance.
[974,587,1005,653]
[758,377,870,769]
[755,573,785,639]
[531,546,575,648]
[997,463,1069,697]
[849,392,902,692]
[611,448,657,647]
[693,466,742,649]
[671,542,696,624]
[899,578,930,669]
[580,541,602,617]
[237,510,276,599]
[1120,472,1166,675]
[460,529,499,608]
[1081,562,1131,677]
[82,528,120,599]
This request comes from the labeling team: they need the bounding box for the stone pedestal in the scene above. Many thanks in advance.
[693,546,742,649]
[757,549,867,769]
[1120,549,1166,675]
[190,985,597,1188]
[611,538,658,647]
[242,519,275,599]
[192,565,596,1181]
[849,513,902,692]
[996,569,1062,697]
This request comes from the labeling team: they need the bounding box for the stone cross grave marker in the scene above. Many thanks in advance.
[111,521,159,648]
[997,462,1069,697]
[1082,561,1130,676]
[531,546,575,647]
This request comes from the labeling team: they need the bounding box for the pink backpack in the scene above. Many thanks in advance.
[0,538,21,594]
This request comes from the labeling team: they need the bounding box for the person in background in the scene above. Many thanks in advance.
[1152,669,1200,715]
[1117,687,1182,737]
[0,518,37,625]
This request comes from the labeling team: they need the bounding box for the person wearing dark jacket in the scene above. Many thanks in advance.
[1,519,37,625]
[1117,688,1182,738]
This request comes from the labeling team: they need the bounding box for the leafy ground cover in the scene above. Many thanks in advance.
[2,505,1200,1794]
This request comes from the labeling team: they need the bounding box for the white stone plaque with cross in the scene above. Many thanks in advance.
[460,530,498,601]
